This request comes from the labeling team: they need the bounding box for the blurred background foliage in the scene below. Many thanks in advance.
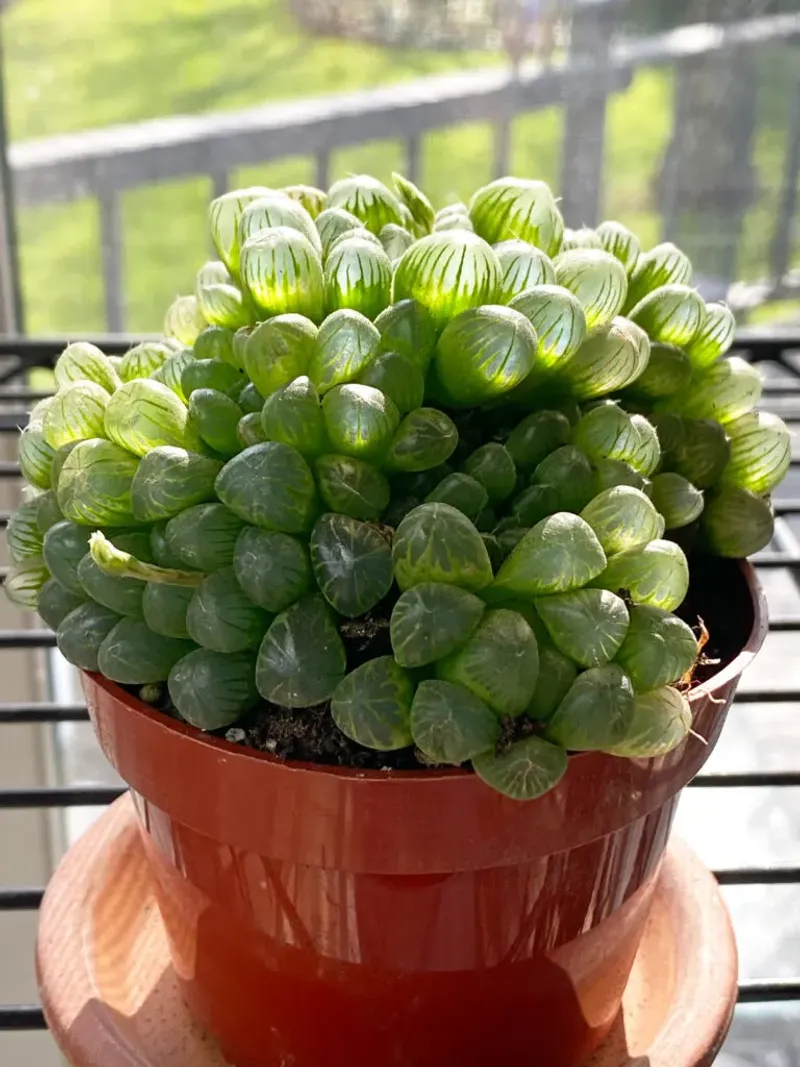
[1,0,799,335]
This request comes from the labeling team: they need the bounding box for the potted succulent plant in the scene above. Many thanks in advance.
[9,172,786,1067]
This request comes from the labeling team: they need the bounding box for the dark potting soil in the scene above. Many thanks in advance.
[133,553,754,771]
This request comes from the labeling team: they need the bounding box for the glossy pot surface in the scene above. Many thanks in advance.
[83,560,766,1067]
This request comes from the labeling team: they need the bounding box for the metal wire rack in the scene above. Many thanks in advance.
[0,334,798,1043]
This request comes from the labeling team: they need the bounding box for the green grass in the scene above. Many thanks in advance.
[1,0,797,334]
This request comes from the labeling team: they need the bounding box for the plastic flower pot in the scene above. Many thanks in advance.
[82,558,765,1067]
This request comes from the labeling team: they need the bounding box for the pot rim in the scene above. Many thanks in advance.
[88,557,767,786]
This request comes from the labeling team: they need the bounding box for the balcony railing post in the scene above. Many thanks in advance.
[99,192,124,333]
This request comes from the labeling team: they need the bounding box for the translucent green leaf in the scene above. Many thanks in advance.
[495,240,556,302]
[469,177,564,255]
[255,595,346,707]
[43,381,109,450]
[374,299,437,370]
[41,520,91,594]
[593,539,689,612]
[215,442,318,533]
[684,302,736,370]
[672,418,731,489]
[506,410,571,470]
[310,513,393,618]
[209,186,272,275]
[142,583,194,639]
[410,679,500,764]
[473,736,567,800]
[324,237,392,321]
[56,601,121,670]
[194,325,238,367]
[559,321,640,399]
[393,502,493,592]
[629,284,705,347]
[392,172,435,234]
[331,656,414,751]
[481,532,503,570]
[386,408,459,473]
[379,223,414,263]
[243,313,317,399]
[237,193,321,255]
[536,588,629,668]
[532,446,594,513]
[308,308,381,395]
[702,486,775,558]
[546,664,635,751]
[495,526,529,561]
[508,285,586,370]
[592,458,650,496]
[554,249,628,330]
[56,440,139,527]
[510,484,559,527]
[581,486,663,554]
[188,388,243,458]
[131,447,222,522]
[359,352,425,416]
[233,527,312,613]
[624,242,692,312]
[37,578,86,631]
[78,551,146,619]
[117,342,172,383]
[182,358,244,400]
[315,453,390,522]
[196,281,253,330]
[239,227,324,321]
[424,473,487,523]
[164,294,207,347]
[615,604,698,692]
[237,412,267,447]
[169,649,259,730]
[627,343,691,399]
[434,305,537,406]
[6,499,44,563]
[628,415,662,477]
[596,220,641,274]
[562,227,603,251]
[462,442,517,504]
[572,404,641,466]
[164,503,246,570]
[196,258,233,292]
[315,207,363,257]
[391,582,485,668]
[54,342,121,394]
[4,553,47,612]
[649,473,704,529]
[104,379,193,457]
[668,356,762,426]
[321,384,399,462]
[325,174,404,235]
[392,230,501,330]
[152,348,195,403]
[187,567,271,653]
[722,412,791,495]
[98,618,196,684]
[527,642,578,722]
[492,513,606,598]
[607,686,692,758]
[283,183,326,219]
[238,381,265,414]
[259,375,327,457]
[435,608,539,717]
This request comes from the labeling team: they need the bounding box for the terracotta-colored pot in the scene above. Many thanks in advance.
[83,560,766,1067]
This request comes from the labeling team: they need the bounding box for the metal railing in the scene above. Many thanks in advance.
[0,333,797,1049]
[6,9,800,331]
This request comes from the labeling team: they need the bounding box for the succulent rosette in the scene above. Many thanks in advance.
[8,172,787,802]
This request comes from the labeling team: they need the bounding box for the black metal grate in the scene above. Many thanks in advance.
[0,335,799,1039]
